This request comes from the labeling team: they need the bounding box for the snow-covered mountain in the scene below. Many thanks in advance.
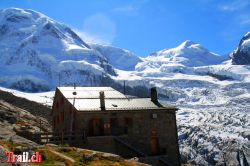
[135,40,226,77]
[231,32,250,65]
[0,7,228,92]
[139,40,224,68]
[0,8,116,91]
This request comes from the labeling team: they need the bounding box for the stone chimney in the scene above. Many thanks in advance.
[99,91,105,111]
[150,87,158,103]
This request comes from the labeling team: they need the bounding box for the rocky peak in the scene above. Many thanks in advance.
[231,32,250,65]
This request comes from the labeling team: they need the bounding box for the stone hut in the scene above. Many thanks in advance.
[52,86,180,165]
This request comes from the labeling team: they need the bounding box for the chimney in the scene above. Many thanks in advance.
[150,87,158,103]
[99,91,105,111]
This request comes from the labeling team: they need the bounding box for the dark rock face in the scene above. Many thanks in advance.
[231,32,250,65]
[231,49,250,65]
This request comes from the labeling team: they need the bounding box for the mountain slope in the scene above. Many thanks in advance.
[0,8,115,92]
[90,44,142,71]
[231,32,250,65]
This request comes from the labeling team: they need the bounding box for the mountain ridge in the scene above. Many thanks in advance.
[0,7,232,92]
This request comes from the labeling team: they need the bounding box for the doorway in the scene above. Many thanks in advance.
[150,129,159,155]
[89,118,104,136]
[110,118,119,135]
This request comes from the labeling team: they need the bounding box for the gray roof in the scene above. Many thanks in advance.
[58,87,177,111]
[58,87,126,99]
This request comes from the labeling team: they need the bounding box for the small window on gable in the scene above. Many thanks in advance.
[61,112,64,121]
[53,117,56,128]
[56,102,59,109]
[69,105,72,113]
[60,97,64,105]
[73,120,76,131]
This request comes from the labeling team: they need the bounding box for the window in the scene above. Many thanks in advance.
[60,97,64,105]
[56,102,59,109]
[124,118,133,127]
[57,115,60,124]
[69,105,72,113]
[124,118,133,134]
[62,112,64,121]
[152,113,157,119]
[61,112,64,122]
[53,116,56,128]
[73,120,76,131]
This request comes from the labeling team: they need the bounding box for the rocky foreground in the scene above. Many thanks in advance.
[0,140,147,166]
[0,89,51,141]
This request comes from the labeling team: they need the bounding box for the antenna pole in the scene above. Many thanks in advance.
[123,80,126,95]
[58,73,61,87]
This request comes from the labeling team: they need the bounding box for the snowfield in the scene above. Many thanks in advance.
[0,86,54,106]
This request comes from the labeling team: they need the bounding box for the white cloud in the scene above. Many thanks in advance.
[112,0,149,15]
[74,13,116,45]
[239,16,250,25]
[113,5,138,13]
[241,18,250,25]
[219,0,250,12]
[73,29,111,45]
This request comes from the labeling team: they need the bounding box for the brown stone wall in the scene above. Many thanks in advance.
[75,110,179,165]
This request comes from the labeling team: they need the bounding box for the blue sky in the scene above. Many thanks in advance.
[1,0,250,56]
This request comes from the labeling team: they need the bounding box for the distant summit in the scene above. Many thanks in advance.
[231,32,250,65]
[150,40,224,67]
[137,40,225,72]
[179,40,198,48]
